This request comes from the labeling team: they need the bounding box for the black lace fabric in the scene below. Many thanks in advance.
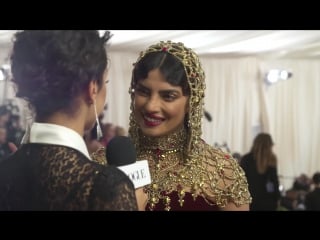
[0,144,138,211]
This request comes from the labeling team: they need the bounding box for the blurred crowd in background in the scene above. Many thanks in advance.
[0,100,25,161]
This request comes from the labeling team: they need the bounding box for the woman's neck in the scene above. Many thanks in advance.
[37,111,85,137]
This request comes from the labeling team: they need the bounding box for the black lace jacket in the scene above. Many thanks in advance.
[0,143,138,211]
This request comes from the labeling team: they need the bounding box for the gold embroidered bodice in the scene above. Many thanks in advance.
[137,127,252,211]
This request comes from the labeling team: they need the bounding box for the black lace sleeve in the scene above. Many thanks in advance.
[88,165,138,211]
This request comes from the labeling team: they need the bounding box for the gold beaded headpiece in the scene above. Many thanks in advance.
[128,40,206,159]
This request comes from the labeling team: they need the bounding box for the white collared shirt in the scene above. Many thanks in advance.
[25,122,92,160]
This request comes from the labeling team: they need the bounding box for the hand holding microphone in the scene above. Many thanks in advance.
[106,136,150,210]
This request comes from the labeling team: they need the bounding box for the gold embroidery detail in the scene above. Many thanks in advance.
[139,127,206,211]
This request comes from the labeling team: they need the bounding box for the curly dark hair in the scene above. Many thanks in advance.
[10,30,112,120]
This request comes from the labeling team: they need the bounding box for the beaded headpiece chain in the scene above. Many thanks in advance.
[128,41,206,160]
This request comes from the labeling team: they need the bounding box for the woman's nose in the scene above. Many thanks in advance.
[144,95,160,112]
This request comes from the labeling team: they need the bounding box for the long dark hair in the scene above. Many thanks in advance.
[251,133,277,174]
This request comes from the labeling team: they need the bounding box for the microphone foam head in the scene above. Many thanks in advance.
[106,136,136,166]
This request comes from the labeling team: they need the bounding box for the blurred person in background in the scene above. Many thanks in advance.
[100,122,116,147]
[0,126,12,162]
[305,172,320,210]
[0,105,11,128]
[115,125,127,137]
[241,133,281,211]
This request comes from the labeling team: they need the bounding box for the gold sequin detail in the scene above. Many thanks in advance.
[138,127,252,210]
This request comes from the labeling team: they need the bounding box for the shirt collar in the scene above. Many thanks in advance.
[29,122,91,160]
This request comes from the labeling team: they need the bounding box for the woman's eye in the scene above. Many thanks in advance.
[135,88,149,96]
[163,93,176,101]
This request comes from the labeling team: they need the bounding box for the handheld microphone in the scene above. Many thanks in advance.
[106,136,151,189]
